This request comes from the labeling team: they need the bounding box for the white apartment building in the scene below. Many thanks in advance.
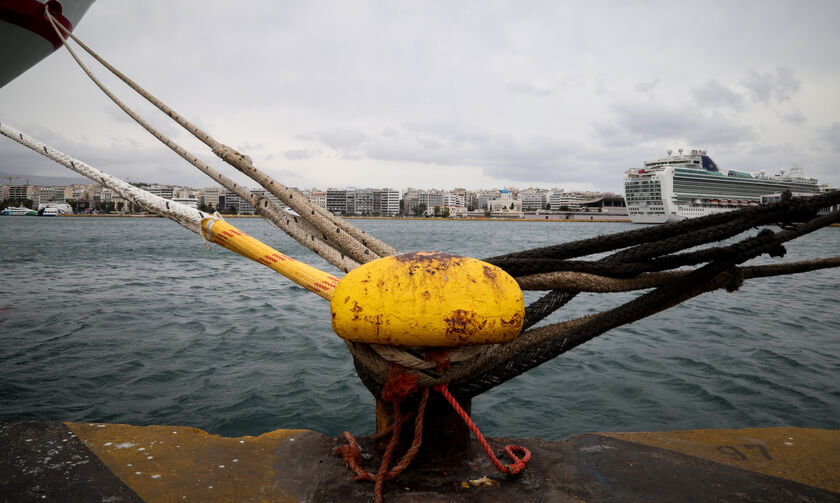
[200,187,223,209]
[519,189,548,211]
[374,188,400,216]
[147,185,175,200]
[488,190,523,218]
[306,189,327,209]
[172,197,198,209]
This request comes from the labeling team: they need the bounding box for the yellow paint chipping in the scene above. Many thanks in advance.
[66,422,310,502]
[605,427,840,493]
[330,252,524,346]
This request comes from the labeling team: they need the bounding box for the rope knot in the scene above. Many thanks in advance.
[423,349,452,371]
[380,364,419,403]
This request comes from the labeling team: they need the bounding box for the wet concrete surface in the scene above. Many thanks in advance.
[2,420,838,502]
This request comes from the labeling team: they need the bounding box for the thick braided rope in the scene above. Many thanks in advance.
[202,218,340,300]
[485,191,840,266]
[454,213,840,397]
[521,290,578,332]
[47,15,397,262]
[516,257,840,292]
[0,123,208,233]
[44,13,359,273]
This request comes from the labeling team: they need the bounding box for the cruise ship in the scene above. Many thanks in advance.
[624,149,820,223]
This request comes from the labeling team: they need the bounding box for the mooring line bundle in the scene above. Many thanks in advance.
[1,9,838,502]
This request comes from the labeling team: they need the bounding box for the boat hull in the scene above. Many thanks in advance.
[0,0,94,88]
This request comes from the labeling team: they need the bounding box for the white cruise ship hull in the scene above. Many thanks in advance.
[625,151,820,224]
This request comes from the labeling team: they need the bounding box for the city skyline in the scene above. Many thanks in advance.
[1,2,839,193]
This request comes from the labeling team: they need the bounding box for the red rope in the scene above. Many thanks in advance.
[333,366,430,503]
[335,362,531,502]
[433,383,531,475]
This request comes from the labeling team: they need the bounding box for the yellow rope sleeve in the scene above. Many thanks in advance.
[202,217,339,300]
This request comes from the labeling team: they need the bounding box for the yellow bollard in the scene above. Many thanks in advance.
[330,252,524,347]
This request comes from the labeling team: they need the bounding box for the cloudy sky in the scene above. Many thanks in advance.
[1,0,838,193]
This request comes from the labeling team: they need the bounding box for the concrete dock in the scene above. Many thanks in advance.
[2,420,838,502]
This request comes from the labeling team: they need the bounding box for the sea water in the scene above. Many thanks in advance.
[1,217,838,439]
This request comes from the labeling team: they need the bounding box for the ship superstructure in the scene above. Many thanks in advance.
[624,149,820,223]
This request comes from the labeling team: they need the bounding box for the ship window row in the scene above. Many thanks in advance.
[673,181,817,198]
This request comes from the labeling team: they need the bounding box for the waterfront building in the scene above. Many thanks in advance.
[401,189,420,215]
[306,189,327,209]
[353,188,373,215]
[33,186,71,205]
[326,189,347,215]
[147,185,175,200]
[8,184,34,203]
[199,187,223,209]
[519,189,549,211]
[224,192,242,214]
[418,191,444,209]
[488,189,523,218]
[477,190,501,210]
[548,191,601,210]
[171,197,198,209]
[372,188,400,216]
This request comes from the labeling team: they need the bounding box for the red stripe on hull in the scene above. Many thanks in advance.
[0,0,73,50]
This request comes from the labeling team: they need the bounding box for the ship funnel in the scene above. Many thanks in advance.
[678,148,684,155]
[667,149,673,156]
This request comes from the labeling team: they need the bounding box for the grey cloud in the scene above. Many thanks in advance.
[302,122,596,185]
[595,102,755,148]
[298,129,369,152]
[507,81,556,96]
[822,123,840,152]
[741,67,801,103]
[283,149,318,160]
[634,79,659,94]
[237,142,265,151]
[690,80,745,111]
[0,124,246,188]
[780,110,805,124]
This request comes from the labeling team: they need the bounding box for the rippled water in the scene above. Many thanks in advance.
[1,216,838,440]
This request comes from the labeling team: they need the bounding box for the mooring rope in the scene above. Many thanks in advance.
[46,12,398,263]
[0,122,208,233]
[516,256,840,292]
[43,12,360,273]
[0,123,341,300]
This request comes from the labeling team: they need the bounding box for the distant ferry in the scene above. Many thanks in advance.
[1,206,37,216]
[624,149,821,224]
[38,206,60,216]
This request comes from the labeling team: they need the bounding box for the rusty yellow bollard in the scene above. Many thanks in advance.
[330,251,524,347]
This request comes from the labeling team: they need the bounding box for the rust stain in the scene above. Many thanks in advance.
[500,312,523,328]
[443,309,487,344]
[364,314,384,334]
[394,251,457,263]
[482,265,498,281]
[351,301,363,321]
